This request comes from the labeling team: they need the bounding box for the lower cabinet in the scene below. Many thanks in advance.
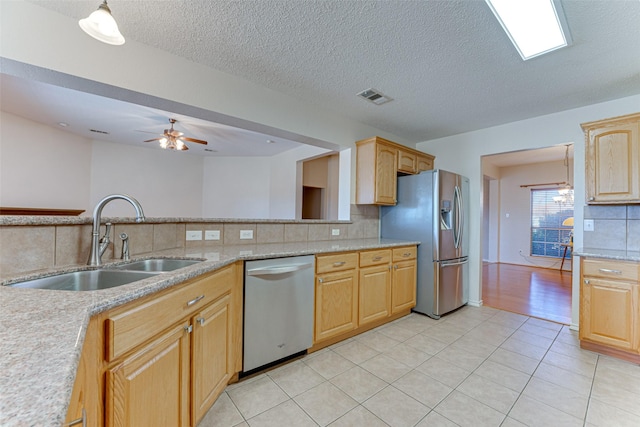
[580,258,640,361]
[191,294,233,423]
[359,250,392,326]
[315,254,359,342]
[391,247,417,314]
[314,246,417,347]
[107,322,191,427]
[67,262,242,427]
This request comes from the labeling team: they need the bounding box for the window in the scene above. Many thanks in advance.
[530,188,573,258]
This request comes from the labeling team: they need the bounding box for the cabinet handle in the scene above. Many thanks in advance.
[184,325,193,333]
[187,295,205,306]
[394,265,398,269]
[598,268,622,275]
[333,261,346,267]
[372,256,382,261]
[319,278,324,283]
[196,317,205,326]
[588,197,595,201]
[68,408,86,427]
[584,279,590,285]
[402,253,411,257]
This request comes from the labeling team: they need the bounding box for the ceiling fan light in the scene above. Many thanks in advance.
[159,138,168,149]
[176,140,185,150]
[79,1,125,45]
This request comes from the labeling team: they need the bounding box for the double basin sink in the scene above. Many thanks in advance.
[9,259,203,292]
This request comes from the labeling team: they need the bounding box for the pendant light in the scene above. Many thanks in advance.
[553,144,573,204]
[79,1,125,46]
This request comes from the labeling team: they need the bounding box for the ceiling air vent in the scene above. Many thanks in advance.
[357,88,393,105]
[89,129,109,135]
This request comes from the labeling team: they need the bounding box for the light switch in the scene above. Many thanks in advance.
[331,228,340,236]
[240,230,254,239]
[583,219,595,231]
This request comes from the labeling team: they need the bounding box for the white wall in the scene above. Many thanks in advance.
[0,0,412,207]
[418,93,640,328]
[0,111,92,211]
[90,140,204,217]
[202,157,270,219]
[497,160,571,268]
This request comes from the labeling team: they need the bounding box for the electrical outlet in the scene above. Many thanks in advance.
[331,228,340,236]
[240,230,254,239]
[186,230,202,241]
[584,219,595,231]
[205,230,220,240]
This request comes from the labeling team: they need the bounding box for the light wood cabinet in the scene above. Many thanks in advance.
[356,136,435,205]
[397,149,417,174]
[359,250,392,325]
[107,321,191,427]
[416,155,434,173]
[582,113,640,204]
[313,246,417,348]
[391,247,417,314]
[68,262,242,427]
[580,258,640,362]
[315,253,359,343]
[191,293,234,424]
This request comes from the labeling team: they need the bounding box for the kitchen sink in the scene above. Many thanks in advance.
[9,270,160,291]
[113,258,203,272]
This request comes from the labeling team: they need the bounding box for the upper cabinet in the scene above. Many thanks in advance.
[356,136,435,205]
[582,113,640,204]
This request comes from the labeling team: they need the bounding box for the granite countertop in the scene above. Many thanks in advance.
[573,247,640,262]
[0,238,418,427]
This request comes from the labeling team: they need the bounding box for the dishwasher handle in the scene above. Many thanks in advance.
[246,262,313,276]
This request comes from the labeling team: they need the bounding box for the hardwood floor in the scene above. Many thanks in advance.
[482,262,572,325]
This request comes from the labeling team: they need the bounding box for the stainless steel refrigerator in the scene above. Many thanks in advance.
[380,169,469,319]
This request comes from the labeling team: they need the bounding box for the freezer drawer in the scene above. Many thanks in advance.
[434,257,468,316]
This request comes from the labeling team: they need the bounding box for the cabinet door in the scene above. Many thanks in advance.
[192,294,232,425]
[416,155,434,173]
[397,149,417,174]
[586,121,640,203]
[107,322,190,427]
[374,143,398,205]
[315,270,358,343]
[359,265,391,325]
[392,259,417,314]
[581,278,638,350]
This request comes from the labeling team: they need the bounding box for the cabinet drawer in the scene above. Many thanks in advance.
[393,246,417,261]
[360,249,391,267]
[316,253,358,274]
[583,259,639,282]
[106,264,235,361]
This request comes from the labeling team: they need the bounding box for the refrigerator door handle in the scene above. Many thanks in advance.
[440,257,468,267]
[454,185,463,249]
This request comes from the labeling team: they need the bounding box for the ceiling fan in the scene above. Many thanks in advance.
[144,118,208,151]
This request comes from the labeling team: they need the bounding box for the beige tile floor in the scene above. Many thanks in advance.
[197,306,640,427]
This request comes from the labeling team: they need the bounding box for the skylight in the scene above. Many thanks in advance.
[485,0,570,60]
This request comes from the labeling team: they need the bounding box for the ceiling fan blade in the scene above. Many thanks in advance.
[144,138,162,142]
[181,137,208,145]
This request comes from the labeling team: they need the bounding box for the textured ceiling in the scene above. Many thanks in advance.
[13,1,640,156]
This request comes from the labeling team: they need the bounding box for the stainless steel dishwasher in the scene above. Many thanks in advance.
[243,255,315,373]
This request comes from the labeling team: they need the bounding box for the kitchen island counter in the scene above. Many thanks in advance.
[0,238,418,426]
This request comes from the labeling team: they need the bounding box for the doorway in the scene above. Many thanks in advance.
[481,145,574,324]
[300,153,339,220]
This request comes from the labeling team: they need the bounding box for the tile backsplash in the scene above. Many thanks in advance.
[0,205,380,279]
[582,205,640,252]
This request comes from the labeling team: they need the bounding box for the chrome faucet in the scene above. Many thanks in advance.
[88,194,145,266]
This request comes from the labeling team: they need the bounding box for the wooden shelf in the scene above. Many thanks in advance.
[0,207,85,216]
